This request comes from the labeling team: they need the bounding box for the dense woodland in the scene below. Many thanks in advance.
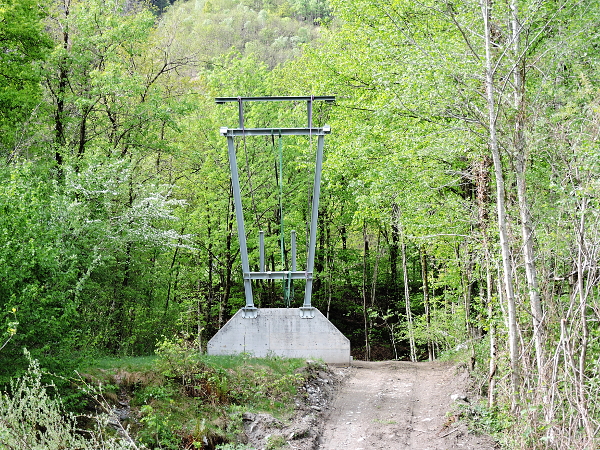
[1,0,600,448]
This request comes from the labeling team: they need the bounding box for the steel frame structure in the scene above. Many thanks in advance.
[217,96,334,318]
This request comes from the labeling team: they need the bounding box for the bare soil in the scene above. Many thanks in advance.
[243,360,499,450]
[317,360,498,450]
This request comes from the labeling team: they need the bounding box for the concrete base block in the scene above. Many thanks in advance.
[207,308,351,364]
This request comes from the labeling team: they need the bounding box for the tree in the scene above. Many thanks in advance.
[0,0,52,158]
[481,0,520,406]
[284,0,600,445]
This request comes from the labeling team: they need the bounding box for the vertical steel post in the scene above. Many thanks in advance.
[303,134,325,311]
[217,96,333,319]
[226,135,256,316]
[237,98,244,128]
[259,231,265,272]
[291,230,297,272]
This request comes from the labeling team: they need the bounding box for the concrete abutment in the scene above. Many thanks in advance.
[207,308,351,364]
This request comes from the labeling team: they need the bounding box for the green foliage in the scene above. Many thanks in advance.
[0,351,134,449]
[0,0,52,154]
[455,401,512,437]
[413,302,468,354]
[215,443,254,450]
[265,433,287,449]
[0,0,194,366]
[138,404,181,450]
[154,337,304,410]
[88,340,306,448]
[3,0,600,444]
[0,156,189,379]
[45,0,191,160]
[0,163,86,379]
[159,0,326,69]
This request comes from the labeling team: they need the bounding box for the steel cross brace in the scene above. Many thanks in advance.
[217,96,334,318]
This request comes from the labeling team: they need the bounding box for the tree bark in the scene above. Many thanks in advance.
[370,231,380,310]
[391,203,400,298]
[53,0,71,169]
[362,220,370,361]
[575,196,593,441]
[510,0,545,383]
[482,0,521,407]
[474,154,497,406]
[401,233,416,362]
[420,247,433,361]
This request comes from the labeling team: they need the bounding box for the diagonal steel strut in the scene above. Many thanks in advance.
[217,96,334,318]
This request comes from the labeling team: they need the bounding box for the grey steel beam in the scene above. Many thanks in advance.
[218,96,333,319]
[215,96,335,103]
[244,271,312,281]
[237,99,244,128]
[226,135,257,318]
[259,231,265,272]
[220,126,330,137]
[291,230,297,272]
[303,134,325,310]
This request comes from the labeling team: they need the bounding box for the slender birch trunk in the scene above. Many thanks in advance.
[510,0,545,382]
[420,247,433,361]
[401,234,417,362]
[482,0,521,407]
[370,232,381,309]
[486,252,497,408]
[575,196,593,442]
[362,221,370,361]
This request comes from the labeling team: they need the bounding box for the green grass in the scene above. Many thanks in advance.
[83,355,157,372]
[78,340,309,449]
[373,418,397,424]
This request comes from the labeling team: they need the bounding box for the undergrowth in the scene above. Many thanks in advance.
[0,350,134,450]
[436,339,510,448]
[81,337,307,449]
[2,341,308,450]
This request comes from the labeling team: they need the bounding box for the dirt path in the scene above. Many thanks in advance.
[318,361,497,450]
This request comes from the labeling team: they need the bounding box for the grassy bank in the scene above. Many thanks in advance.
[2,341,313,450]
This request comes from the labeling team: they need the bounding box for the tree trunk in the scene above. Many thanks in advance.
[326,211,333,319]
[391,203,400,298]
[370,231,381,309]
[482,0,521,407]
[510,0,545,383]
[420,247,433,361]
[401,235,416,362]
[474,155,497,407]
[486,256,497,408]
[206,213,214,330]
[220,188,236,328]
[575,196,593,441]
[362,220,370,361]
[457,243,475,340]
[314,208,326,304]
[53,1,70,169]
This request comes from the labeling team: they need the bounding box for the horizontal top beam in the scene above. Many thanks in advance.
[244,271,313,280]
[220,126,330,137]
[215,96,335,104]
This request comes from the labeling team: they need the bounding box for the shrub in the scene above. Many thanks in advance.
[0,351,139,450]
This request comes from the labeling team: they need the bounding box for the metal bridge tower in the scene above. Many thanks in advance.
[208,96,350,364]
[216,96,334,319]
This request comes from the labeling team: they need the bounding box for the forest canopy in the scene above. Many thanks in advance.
[1,0,600,447]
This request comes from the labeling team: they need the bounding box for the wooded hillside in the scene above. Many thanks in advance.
[1,0,599,448]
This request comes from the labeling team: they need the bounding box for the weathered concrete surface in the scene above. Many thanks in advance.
[207,308,351,364]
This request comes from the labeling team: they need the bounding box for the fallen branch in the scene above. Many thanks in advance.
[438,426,461,438]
